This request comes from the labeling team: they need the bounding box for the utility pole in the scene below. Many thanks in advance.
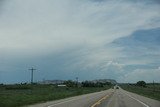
[29,67,36,84]
[76,77,78,87]
[153,80,155,93]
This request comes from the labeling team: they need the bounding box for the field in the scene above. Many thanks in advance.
[120,83,160,101]
[0,84,111,107]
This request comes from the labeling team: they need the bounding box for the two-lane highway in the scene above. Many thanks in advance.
[97,88,157,107]
[27,88,160,107]
[27,89,114,107]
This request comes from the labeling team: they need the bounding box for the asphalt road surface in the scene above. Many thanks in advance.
[27,88,160,107]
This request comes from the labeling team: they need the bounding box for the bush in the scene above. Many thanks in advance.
[136,81,146,87]
[64,80,77,87]
[82,81,106,87]
[5,84,31,90]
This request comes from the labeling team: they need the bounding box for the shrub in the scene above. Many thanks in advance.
[136,81,146,87]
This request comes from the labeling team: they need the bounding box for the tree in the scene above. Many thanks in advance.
[64,80,76,87]
[82,81,105,87]
[136,81,146,87]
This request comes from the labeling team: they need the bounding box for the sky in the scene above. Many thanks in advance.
[0,0,160,83]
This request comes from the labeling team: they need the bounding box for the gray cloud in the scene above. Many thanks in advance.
[0,0,160,83]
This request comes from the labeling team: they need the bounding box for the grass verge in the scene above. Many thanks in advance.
[120,84,160,101]
[0,84,111,107]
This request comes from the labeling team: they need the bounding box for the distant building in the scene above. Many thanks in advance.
[57,84,66,87]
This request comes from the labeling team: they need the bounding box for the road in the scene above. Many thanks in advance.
[27,88,160,107]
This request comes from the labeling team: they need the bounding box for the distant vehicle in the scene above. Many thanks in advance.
[114,85,119,89]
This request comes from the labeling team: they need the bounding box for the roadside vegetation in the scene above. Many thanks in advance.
[0,81,112,107]
[120,81,160,101]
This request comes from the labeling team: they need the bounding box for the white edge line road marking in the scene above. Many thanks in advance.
[47,90,112,107]
[47,98,77,107]
[47,90,108,107]
[125,93,150,107]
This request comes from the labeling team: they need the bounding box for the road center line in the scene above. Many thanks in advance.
[91,95,108,107]
[47,91,106,107]
[47,92,103,107]
[125,93,150,107]
[91,92,113,107]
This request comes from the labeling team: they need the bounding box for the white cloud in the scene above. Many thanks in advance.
[0,0,160,83]
[0,0,160,56]
[118,68,160,83]
[106,61,124,69]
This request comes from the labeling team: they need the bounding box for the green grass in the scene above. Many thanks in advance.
[0,84,111,107]
[120,84,160,101]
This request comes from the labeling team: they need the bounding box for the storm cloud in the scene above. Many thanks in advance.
[0,0,160,83]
